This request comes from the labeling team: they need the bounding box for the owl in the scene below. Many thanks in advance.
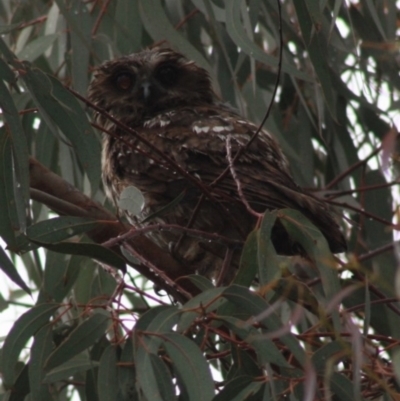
[88,47,346,280]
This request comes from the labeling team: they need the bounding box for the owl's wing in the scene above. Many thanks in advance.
[139,106,306,208]
[132,106,346,253]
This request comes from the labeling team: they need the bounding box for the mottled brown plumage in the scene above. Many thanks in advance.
[88,48,346,278]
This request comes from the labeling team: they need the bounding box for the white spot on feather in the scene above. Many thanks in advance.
[193,126,210,134]
[212,126,233,133]
[159,120,170,127]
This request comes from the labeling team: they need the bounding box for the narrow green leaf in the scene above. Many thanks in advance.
[20,65,101,190]
[226,0,311,81]
[0,58,17,83]
[148,354,175,401]
[31,216,98,244]
[214,375,262,401]
[97,346,118,401]
[146,305,180,333]
[43,242,126,271]
[364,0,386,40]
[393,348,400,387]
[53,0,91,50]
[0,131,18,248]
[293,0,336,116]
[38,251,81,303]
[311,341,346,373]
[223,285,306,366]
[45,310,110,371]
[257,212,283,290]
[118,338,138,401]
[139,0,212,74]
[234,230,258,287]
[0,245,31,294]
[330,372,358,401]
[85,337,110,401]
[0,23,20,34]
[178,286,225,332]
[1,303,59,387]
[163,333,215,401]
[135,305,178,332]
[303,0,323,26]
[278,209,341,303]
[218,316,293,369]
[16,34,58,62]
[44,355,98,383]
[69,0,91,95]
[8,363,30,401]
[135,344,169,401]
[136,305,180,352]
[115,0,142,54]
[0,78,29,210]
[0,36,19,61]
[29,325,54,401]
[186,274,214,292]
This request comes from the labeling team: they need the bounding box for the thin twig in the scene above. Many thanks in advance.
[121,243,192,300]
[326,180,399,199]
[102,223,243,248]
[358,241,397,262]
[91,0,112,35]
[328,199,398,229]
[225,135,261,218]
[123,283,169,306]
[325,146,382,190]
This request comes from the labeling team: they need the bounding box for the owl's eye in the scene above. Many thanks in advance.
[115,72,135,91]
[156,64,179,85]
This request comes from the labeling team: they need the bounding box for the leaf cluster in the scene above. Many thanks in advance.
[0,1,400,400]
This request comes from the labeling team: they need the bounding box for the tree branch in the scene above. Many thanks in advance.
[29,157,198,300]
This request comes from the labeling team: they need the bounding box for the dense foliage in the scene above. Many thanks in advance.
[0,1,399,400]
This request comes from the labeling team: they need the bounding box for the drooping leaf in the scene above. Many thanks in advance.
[15,216,101,253]
[17,34,59,62]
[0,245,31,294]
[45,310,110,372]
[44,355,99,383]
[43,242,126,271]
[97,346,118,401]
[163,333,215,401]
[0,78,30,225]
[223,285,306,367]
[28,325,54,401]
[1,303,59,387]
[135,341,175,401]
[19,65,101,190]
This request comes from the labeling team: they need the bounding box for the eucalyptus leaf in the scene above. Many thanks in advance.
[0,246,30,294]
[45,310,110,372]
[1,303,59,387]
[163,333,215,401]
[117,186,145,216]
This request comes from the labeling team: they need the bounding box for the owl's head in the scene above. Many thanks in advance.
[88,48,215,125]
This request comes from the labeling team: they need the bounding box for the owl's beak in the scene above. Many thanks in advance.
[140,81,151,100]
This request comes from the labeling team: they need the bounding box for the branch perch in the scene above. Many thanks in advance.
[29,157,198,300]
